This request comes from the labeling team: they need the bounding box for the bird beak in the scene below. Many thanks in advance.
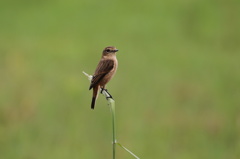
[114,49,119,52]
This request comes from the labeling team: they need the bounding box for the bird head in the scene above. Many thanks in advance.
[103,46,118,55]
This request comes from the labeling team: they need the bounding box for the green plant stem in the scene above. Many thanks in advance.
[116,142,140,159]
[83,71,140,159]
[108,98,140,159]
[108,98,116,159]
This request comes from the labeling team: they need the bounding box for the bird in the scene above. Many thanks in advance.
[89,46,119,109]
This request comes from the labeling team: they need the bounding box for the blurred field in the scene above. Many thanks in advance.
[0,0,240,159]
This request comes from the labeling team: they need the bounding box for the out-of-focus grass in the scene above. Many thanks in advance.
[0,0,240,159]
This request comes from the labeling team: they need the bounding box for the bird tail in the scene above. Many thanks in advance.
[91,86,99,109]
[91,97,96,109]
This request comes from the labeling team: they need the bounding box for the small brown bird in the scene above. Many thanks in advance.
[89,46,118,109]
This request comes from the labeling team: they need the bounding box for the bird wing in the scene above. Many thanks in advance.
[89,59,114,90]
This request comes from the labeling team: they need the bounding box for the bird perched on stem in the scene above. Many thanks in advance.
[89,46,118,109]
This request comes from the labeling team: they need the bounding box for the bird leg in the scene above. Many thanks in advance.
[100,88,113,99]
[105,90,113,99]
[100,88,105,94]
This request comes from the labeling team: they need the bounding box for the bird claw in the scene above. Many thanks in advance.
[106,90,113,99]
[101,88,113,99]
[106,94,113,99]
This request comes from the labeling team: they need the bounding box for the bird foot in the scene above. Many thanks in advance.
[106,94,113,99]
[100,88,107,94]
[101,88,114,99]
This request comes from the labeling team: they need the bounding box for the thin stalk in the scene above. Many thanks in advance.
[116,142,140,159]
[83,71,140,159]
[108,98,116,159]
[108,97,140,159]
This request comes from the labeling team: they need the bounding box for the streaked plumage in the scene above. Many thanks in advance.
[89,46,118,109]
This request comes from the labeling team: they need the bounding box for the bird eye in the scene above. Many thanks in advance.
[106,49,110,52]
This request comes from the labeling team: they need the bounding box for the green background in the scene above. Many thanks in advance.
[0,0,240,159]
